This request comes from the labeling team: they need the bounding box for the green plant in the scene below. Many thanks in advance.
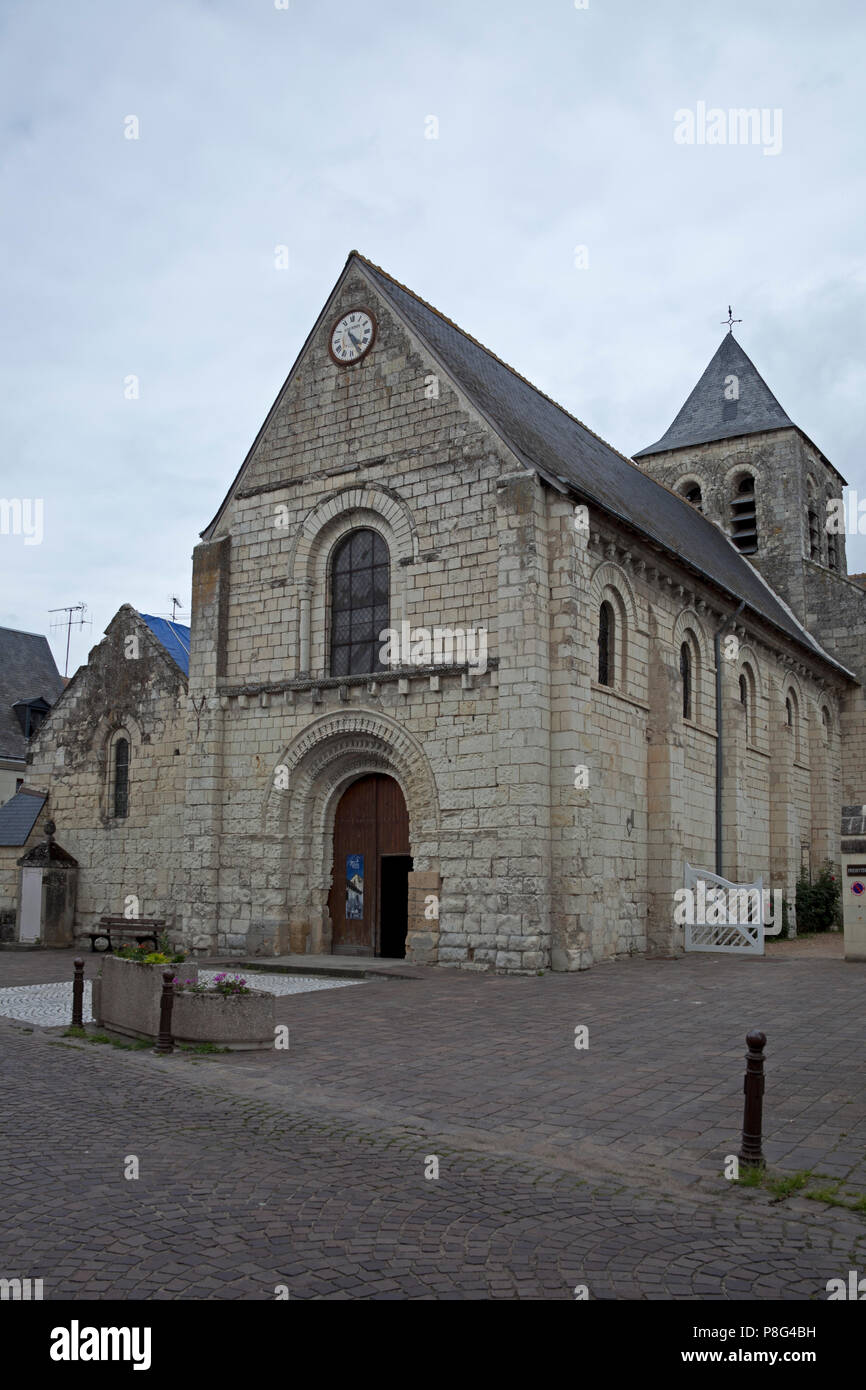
[175,972,251,996]
[114,944,185,964]
[795,861,842,933]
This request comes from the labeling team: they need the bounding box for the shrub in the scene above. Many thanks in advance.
[114,945,186,964]
[795,861,842,934]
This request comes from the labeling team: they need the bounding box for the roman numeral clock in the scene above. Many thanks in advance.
[329,307,377,365]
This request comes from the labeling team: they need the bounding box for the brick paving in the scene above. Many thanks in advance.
[0,942,864,1299]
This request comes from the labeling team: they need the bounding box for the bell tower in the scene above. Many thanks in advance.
[633,325,848,628]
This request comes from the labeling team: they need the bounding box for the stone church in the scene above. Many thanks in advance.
[15,252,866,971]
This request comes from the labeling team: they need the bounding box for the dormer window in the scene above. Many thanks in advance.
[12,698,51,740]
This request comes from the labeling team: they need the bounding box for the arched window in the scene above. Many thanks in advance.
[113,737,129,819]
[826,506,839,571]
[680,641,692,720]
[739,663,756,742]
[730,474,758,554]
[597,601,614,686]
[330,528,390,676]
[821,706,831,743]
[807,480,820,561]
[785,688,800,759]
[683,483,703,511]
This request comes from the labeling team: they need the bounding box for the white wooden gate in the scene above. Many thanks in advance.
[682,863,776,955]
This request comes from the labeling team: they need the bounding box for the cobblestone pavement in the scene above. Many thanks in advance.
[0,1017,864,1300]
[1,944,864,1299]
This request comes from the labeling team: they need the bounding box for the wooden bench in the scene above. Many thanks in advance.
[87,915,166,954]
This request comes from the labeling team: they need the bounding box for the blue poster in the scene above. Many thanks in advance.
[346,853,364,919]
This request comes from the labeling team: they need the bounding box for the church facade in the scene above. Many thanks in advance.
[18,252,866,971]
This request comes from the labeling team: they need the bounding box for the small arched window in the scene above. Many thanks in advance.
[807,480,820,561]
[821,706,831,743]
[680,641,692,721]
[683,483,703,512]
[739,663,756,742]
[597,601,614,686]
[826,507,839,571]
[330,528,390,676]
[785,688,801,759]
[113,737,129,819]
[730,474,758,554]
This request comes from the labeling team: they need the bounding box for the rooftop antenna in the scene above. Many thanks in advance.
[169,595,183,622]
[48,601,92,678]
[721,305,742,334]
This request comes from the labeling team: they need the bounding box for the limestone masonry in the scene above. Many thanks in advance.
[9,252,866,972]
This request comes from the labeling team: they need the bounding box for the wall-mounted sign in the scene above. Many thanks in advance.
[346,853,364,919]
[846,865,866,876]
[852,881,865,897]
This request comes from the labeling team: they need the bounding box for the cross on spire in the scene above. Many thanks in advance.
[721,305,742,334]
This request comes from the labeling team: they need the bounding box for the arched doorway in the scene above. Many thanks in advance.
[327,773,412,958]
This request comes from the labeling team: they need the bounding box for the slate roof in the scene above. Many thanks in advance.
[0,788,47,846]
[0,628,64,762]
[355,257,849,674]
[203,252,853,678]
[634,333,795,457]
[138,614,191,676]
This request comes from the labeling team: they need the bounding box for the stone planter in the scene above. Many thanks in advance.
[92,954,197,1040]
[172,988,275,1051]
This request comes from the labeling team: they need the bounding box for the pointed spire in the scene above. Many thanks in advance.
[634,333,794,457]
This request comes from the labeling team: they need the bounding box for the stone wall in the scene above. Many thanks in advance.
[9,264,854,972]
[21,609,188,946]
[173,266,852,971]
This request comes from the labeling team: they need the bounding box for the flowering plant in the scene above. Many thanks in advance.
[174,972,252,996]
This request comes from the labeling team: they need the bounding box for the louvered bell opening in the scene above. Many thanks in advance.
[731,495,757,553]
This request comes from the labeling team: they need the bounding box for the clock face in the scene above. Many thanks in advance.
[329,308,376,365]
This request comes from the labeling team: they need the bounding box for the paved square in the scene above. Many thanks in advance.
[1,940,864,1300]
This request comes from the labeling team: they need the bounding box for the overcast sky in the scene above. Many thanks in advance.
[2,0,864,677]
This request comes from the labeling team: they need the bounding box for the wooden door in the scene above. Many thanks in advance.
[328,774,410,955]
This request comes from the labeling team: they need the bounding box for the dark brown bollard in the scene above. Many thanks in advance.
[71,957,84,1027]
[738,1029,767,1167]
[154,970,176,1055]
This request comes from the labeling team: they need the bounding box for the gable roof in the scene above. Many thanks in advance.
[138,614,190,675]
[0,628,64,762]
[0,788,47,846]
[203,251,853,679]
[634,333,796,457]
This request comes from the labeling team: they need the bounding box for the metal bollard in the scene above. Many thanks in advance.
[71,957,84,1027]
[154,970,176,1054]
[738,1029,767,1167]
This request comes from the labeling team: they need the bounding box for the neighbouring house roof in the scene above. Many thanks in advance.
[0,628,64,762]
[0,787,47,846]
[138,614,191,676]
[202,251,853,679]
